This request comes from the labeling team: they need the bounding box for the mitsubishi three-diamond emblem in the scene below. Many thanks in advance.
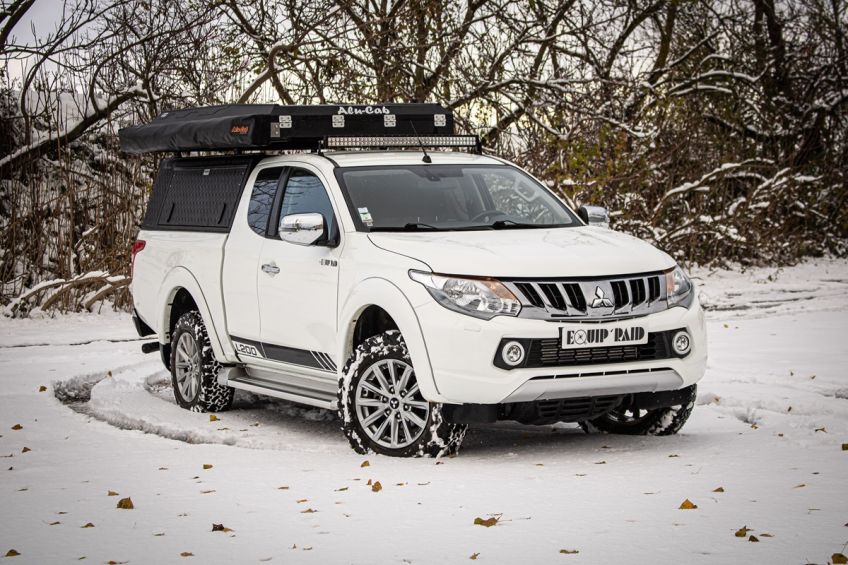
[591,286,614,308]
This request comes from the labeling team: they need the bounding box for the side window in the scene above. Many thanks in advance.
[247,167,283,235]
[279,169,336,235]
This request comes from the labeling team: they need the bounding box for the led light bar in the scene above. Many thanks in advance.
[325,135,480,150]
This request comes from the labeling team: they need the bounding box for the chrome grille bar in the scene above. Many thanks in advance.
[504,272,668,320]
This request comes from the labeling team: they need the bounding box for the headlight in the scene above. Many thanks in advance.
[409,271,521,320]
[665,265,694,307]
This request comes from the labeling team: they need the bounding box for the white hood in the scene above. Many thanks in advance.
[368,226,675,278]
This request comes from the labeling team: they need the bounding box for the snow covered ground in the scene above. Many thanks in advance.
[1,259,847,564]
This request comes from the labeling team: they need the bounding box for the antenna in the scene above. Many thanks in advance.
[409,121,432,163]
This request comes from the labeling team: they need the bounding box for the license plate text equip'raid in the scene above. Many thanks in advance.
[560,324,648,349]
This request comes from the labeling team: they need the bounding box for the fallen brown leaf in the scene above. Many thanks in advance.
[748,535,759,543]
[81,523,95,528]
[713,487,725,493]
[594,461,606,465]
[734,526,750,538]
[49,521,60,526]
[211,523,233,533]
[39,386,47,392]
[202,464,213,470]
[760,533,774,538]
[679,499,697,510]
[209,415,219,422]
[116,497,134,510]
[371,481,382,493]
[793,483,806,488]
[560,549,579,555]
[180,552,194,557]
[278,486,289,490]
[11,424,22,431]
[107,491,119,497]
[200,490,215,494]
[473,517,499,527]
[335,487,349,492]
[300,508,317,514]
[470,552,480,560]
[153,533,165,537]
[5,549,20,557]
[842,443,848,451]
[296,499,308,503]
[21,447,30,453]
[832,553,848,564]
[360,460,370,467]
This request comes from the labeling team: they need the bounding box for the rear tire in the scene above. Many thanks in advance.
[338,330,467,457]
[170,311,234,413]
[579,384,697,436]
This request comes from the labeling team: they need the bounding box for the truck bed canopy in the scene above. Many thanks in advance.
[118,103,478,154]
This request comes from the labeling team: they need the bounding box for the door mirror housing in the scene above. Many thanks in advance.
[279,213,327,246]
[577,205,610,228]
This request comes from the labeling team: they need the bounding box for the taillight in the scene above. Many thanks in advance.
[131,240,146,276]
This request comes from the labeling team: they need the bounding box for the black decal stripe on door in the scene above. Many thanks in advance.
[230,336,336,372]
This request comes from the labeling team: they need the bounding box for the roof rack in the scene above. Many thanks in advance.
[118,103,480,155]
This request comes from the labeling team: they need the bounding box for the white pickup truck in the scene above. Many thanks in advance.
[125,104,706,457]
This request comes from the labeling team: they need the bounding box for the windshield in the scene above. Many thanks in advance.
[336,164,578,231]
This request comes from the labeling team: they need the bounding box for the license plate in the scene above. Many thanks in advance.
[560,322,648,349]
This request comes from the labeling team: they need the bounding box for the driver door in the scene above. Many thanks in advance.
[256,166,341,373]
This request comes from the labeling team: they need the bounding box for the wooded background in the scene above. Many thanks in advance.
[1,0,846,315]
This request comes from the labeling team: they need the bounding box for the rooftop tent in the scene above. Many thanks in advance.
[118,103,471,154]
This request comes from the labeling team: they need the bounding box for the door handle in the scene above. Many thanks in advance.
[261,262,280,276]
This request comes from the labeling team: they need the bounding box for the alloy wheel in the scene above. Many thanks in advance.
[354,359,429,449]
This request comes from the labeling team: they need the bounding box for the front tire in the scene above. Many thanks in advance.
[170,311,234,413]
[579,385,697,436]
[338,330,467,457]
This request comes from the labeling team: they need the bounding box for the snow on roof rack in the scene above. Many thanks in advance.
[118,103,479,155]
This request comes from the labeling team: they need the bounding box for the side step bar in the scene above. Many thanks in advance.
[218,366,337,410]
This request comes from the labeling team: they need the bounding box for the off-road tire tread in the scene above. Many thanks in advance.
[578,385,697,436]
[170,311,234,413]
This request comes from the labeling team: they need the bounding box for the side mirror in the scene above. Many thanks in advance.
[279,213,326,245]
[577,205,610,228]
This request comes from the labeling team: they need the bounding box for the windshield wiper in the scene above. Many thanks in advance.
[370,222,441,232]
[488,220,556,230]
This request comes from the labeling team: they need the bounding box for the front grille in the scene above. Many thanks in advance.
[502,395,623,425]
[493,330,679,370]
[505,271,667,320]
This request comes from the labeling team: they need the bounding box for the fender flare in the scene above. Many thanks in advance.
[156,266,234,363]
[338,277,448,404]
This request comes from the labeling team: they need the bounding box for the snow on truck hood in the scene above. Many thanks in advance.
[368,226,676,278]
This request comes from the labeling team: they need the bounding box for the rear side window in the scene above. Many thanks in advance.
[279,169,336,235]
[247,167,283,235]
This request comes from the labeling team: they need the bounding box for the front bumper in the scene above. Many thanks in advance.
[414,293,707,404]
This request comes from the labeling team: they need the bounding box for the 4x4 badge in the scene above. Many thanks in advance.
[591,286,613,308]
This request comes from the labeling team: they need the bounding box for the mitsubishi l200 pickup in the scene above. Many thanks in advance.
[121,104,706,457]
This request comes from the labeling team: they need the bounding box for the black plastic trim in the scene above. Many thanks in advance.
[493,329,687,370]
[132,310,155,337]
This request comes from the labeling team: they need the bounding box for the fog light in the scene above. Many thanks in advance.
[501,341,525,367]
[672,331,691,356]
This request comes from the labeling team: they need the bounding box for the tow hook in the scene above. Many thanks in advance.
[141,341,161,354]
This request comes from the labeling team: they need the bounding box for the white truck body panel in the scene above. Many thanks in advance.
[132,150,707,411]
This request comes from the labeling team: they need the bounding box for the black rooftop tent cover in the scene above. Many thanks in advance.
[118,103,460,154]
